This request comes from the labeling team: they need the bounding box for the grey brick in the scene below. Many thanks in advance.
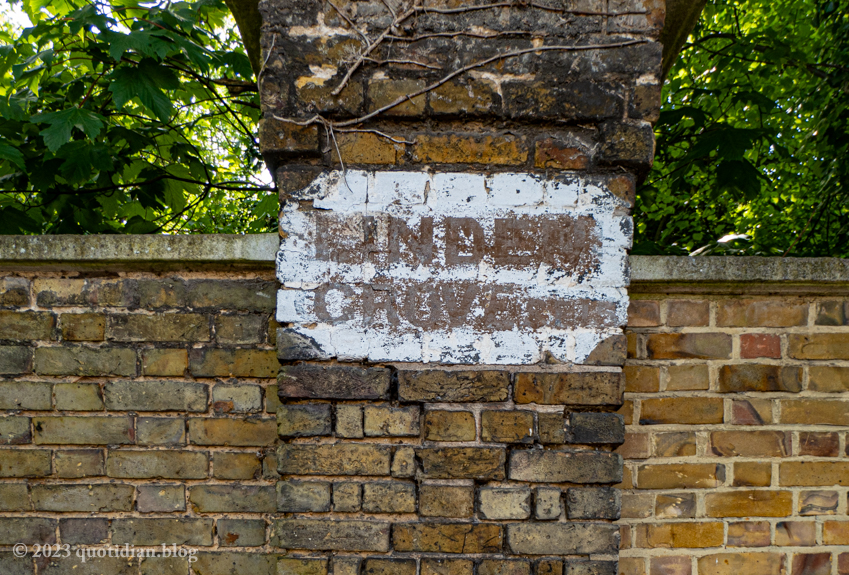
[566,487,620,520]
[104,380,208,412]
[277,480,331,512]
[31,484,134,512]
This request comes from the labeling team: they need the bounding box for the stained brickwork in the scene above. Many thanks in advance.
[620,288,849,575]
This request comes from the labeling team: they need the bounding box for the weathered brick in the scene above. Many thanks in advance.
[645,333,731,359]
[0,310,54,340]
[137,417,186,445]
[111,518,214,545]
[482,410,534,443]
[418,447,506,480]
[276,329,328,361]
[212,384,262,413]
[506,523,618,555]
[732,399,773,425]
[34,416,133,444]
[107,313,209,342]
[362,482,416,513]
[392,446,417,478]
[34,346,136,376]
[733,462,772,487]
[59,518,108,544]
[666,299,709,327]
[41,556,136,574]
[363,405,420,437]
[799,432,840,456]
[413,134,528,165]
[279,364,390,399]
[188,417,277,446]
[789,334,849,360]
[628,300,660,326]
[654,431,696,457]
[565,561,616,575]
[534,139,589,170]
[0,449,50,477]
[398,370,509,402]
[0,483,30,511]
[598,121,655,168]
[139,557,189,575]
[566,487,620,520]
[32,484,133,512]
[479,487,532,520]
[55,449,104,477]
[636,464,724,489]
[274,519,390,551]
[799,490,839,515]
[368,79,426,115]
[727,521,771,547]
[705,490,792,517]
[218,519,266,547]
[430,79,498,116]
[647,557,691,575]
[419,484,474,518]
[422,559,473,575]
[335,132,398,164]
[54,382,103,411]
[186,280,276,311]
[141,348,187,376]
[478,560,531,575]
[212,451,261,479]
[740,333,782,359]
[625,365,660,392]
[190,484,275,513]
[0,517,56,545]
[277,404,332,437]
[566,412,624,444]
[0,416,30,444]
[278,444,391,475]
[136,278,186,308]
[509,450,621,484]
[107,450,208,479]
[717,299,807,327]
[362,559,416,575]
[277,480,331,512]
[535,487,562,520]
[332,482,361,512]
[393,523,502,553]
[278,557,329,575]
[0,277,30,306]
[640,397,723,425]
[719,364,801,393]
[696,553,784,575]
[636,522,723,548]
[192,553,274,575]
[781,461,849,486]
[666,364,710,391]
[585,335,627,367]
[538,412,567,444]
[335,404,363,438]
[0,380,51,409]
[424,410,476,441]
[808,366,849,392]
[790,554,831,575]
[35,278,129,307]
[215,314,266,344]
[711,430,789,457]
[104,380,207,412]
[137,484,185,512]
[514,371,623,405]
[780,399,849,426]
[59,313,105,341]
[621,492,653,519]
[189,348,278,377]
[815,301,849,325]
[656,493,696,519]
[0,346,31,374]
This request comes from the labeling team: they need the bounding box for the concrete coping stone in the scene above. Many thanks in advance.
[0,235,847,282]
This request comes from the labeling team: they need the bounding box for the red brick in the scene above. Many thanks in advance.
[731,399,773,425]
[740,333,781,359]
[649,556,691,575]
[799,432,839,457]
[616,433,651,459]
[790,554,831,575]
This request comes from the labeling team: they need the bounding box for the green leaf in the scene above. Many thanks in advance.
[32,108,106,152]
[108,59,179,122]
[0,144,26,169]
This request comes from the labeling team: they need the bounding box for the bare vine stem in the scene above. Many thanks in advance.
[327,0,647,96]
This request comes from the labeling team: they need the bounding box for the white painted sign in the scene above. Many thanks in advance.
[276,170,631,365]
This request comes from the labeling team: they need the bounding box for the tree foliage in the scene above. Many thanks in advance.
[0,0,275,234]
[635,0,849,257]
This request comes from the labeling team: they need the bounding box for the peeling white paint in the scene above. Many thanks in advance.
[277,170,631,365]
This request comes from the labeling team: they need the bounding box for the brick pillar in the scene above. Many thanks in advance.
[260,1,662,572]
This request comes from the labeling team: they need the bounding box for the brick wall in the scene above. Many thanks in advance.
[620,286,849,575]
[0,267,281,574]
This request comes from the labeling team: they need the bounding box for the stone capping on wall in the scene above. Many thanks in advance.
[1,235,848,283]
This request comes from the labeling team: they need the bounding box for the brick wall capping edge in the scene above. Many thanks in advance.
[0,233,278,272]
